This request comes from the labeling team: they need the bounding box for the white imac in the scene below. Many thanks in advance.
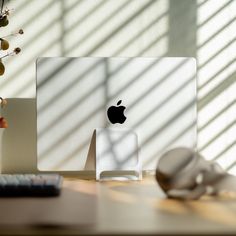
[36,57,197,172]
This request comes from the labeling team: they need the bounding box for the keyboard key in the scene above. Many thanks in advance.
[0,174,62,196]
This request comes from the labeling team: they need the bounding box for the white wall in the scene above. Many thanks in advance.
[197,0,236,173]
[0,0,235,173]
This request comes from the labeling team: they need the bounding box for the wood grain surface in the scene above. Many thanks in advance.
[1,176,236,235]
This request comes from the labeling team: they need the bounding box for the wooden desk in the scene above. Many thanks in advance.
[1,176,236,235]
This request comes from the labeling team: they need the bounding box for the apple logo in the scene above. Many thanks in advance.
[107,100,127,124]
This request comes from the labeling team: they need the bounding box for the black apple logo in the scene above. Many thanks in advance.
[107,100,127,124]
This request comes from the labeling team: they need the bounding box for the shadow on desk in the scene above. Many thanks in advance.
[0,182,97,231]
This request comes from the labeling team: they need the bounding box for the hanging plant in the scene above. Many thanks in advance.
[0,0,24,127]
[0,0,23,76]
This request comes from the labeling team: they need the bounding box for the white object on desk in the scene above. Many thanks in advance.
[37,58,197,171]
[95,128,142,180]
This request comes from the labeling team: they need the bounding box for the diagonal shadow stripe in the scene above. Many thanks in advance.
[199,117,236,152]
[198,98,236,132]
[38,0,106,66]
[133,31,168,57]
[198,71,236,110]
[198,57,236,91]
[37,59,103,112]
[19,0,57,30]
[112,11,168,56]
[109,59,163,100]
[144,121,196,167]
[11,0,36,20]
[198,35,236,71]
[15,58,76,97]
[64,0,134,53]
[112,58,189,110]
[68,0,157,55]
[197,0,234,28]
[197,16,236,49]
[197,0,209,8]
[59,0,66,55]
[37,58,74,88]
[213,139,236,162]
[20,0,100,53]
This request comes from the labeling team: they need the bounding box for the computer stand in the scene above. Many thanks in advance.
[95,128,142,181]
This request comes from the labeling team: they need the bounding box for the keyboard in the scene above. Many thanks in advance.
[0,174,63,197]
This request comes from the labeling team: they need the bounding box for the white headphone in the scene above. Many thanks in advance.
[156,147,234,200]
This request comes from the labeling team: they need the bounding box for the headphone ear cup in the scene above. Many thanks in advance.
[155,147,198,193]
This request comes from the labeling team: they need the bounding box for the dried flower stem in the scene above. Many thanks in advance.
[0,0,4,14]
[0,47,21,59]
[1,29,24,38]
[0,51,11,59]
